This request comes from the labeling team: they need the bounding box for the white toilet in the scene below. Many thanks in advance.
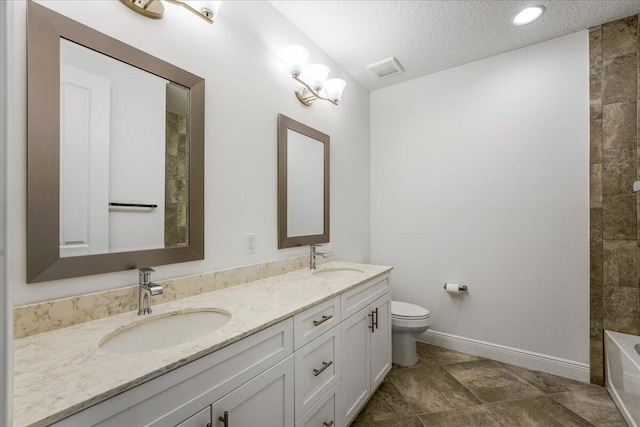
[391,301,431,367]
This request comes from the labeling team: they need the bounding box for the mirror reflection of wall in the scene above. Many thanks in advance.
[58,39,190,258]
[287,129,324,237]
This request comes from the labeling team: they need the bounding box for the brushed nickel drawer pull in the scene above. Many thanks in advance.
[313,314,333,326]
[313,360,333,376]
[323,421,334,427]
[369,311,375,333]
[219,410,229,426]
[374,307,379,330]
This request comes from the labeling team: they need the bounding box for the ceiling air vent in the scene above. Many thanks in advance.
[366,57,405,79]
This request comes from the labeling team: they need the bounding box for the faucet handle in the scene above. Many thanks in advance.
[139,267,155,285]
[148,283,164,296]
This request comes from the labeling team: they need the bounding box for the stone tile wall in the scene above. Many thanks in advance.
[165,111,189,247]
[590,15,640,384]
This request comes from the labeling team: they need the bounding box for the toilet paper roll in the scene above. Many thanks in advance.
[444,283,461,294]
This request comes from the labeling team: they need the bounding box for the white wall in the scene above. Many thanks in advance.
[9,0,371,305]
[371,32,590,365]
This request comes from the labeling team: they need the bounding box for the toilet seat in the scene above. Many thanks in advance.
[391,301,430,320]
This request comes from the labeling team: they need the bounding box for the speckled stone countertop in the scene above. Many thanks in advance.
[13,261,392,427]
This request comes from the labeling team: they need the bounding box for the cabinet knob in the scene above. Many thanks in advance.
[323,421,334,427]
[218,410,229,427]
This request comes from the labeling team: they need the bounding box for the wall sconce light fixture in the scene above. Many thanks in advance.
[281,45,347,106]
[119,0,220,24]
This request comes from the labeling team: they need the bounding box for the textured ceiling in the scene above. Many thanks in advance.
[269,0,640,91]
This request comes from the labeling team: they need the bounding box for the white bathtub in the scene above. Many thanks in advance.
[605,330,640,427]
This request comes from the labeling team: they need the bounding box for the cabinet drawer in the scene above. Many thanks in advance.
[341,275,389,320]
[294,296,340,350]
[295,381,341,427]
[175,406,210,427]
[294,326,341,420]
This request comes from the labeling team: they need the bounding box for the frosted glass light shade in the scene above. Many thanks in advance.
[304,64,330,91]
[281,45,309,77]
[324,78,347,103]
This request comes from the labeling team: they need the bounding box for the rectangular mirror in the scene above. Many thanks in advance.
[277,114,329,248]
[27,1,204,283]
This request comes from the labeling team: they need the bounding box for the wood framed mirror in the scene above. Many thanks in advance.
[277,114,330,249]
[27,1,205,283]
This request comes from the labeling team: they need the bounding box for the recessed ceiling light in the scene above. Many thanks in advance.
[513,6,545,25]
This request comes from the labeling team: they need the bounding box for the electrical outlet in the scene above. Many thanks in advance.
[245,233,256,253]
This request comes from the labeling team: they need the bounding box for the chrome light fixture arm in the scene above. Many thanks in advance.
[293,74,338,106]
[164,0,214,23]
[119,0,215,24]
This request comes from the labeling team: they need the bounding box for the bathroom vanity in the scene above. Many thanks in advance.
[13,262,392,427]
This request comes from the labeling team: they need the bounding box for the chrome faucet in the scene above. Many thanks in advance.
[138,267,163,315]
[310,244,328,270]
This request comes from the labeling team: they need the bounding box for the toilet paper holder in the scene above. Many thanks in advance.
[443,283,468,291]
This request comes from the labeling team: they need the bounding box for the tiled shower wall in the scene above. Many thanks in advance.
[590,15,640,385]
[165,111,189,247]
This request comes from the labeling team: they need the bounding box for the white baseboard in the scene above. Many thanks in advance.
[418,330,590,382]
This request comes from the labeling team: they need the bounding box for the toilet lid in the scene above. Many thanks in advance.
[391,301,430,319]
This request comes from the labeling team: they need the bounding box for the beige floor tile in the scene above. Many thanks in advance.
[353,344,624,427]
[499,362,590,394]
[443,360,544,403]
[418,404,510,427]
[416,342,485,366]
[387,365,481,414]
[486,396,595,427]
[357,380,413,421]
[550,386,628,427]
[362,415,424,427]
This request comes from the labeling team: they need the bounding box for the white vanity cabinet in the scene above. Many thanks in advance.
[340,277,392,426]
[50,273,391,427]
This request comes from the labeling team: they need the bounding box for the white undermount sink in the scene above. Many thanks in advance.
[313,268,365,279]
[99,309,231,354]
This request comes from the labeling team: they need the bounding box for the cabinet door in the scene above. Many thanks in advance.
[340,306,371,426]
[211,356,294,427]
[370,292,392,391]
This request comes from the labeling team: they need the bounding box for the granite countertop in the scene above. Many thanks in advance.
[13,261,392,427]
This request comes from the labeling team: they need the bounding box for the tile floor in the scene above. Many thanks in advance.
[351,343,628,427]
